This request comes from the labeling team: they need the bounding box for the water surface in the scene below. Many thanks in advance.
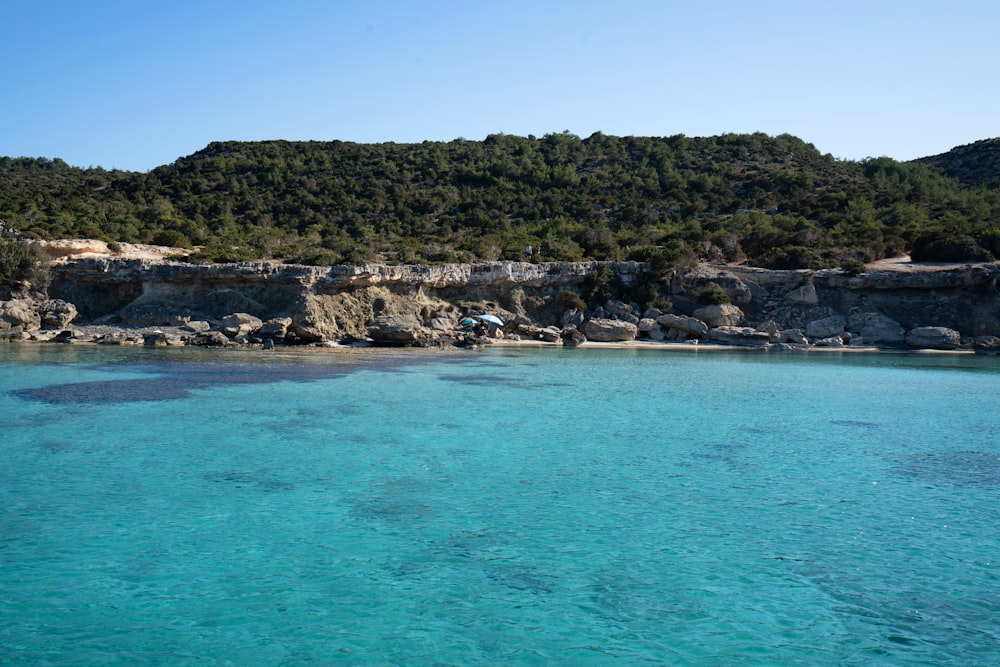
[2,345,998,665]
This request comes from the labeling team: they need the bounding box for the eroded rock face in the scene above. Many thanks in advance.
[29,255,1000,349]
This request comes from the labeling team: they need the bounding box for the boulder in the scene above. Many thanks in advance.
[0,299,41,332]
[580,318,638,342]
[257,317,292,339]
[366,314,429,345]
[974,336,1000,355]
[813,335,846,348]
[51,329,89,344]
[183,320,213,333]
[143,331,170,347]
[220,312,263,338]
[95,332,133,345]
[603,300,640,323]
[846,311,905,344]
[756,320,780,338]
[779,329,809,345]
[805,314,846,339]
[692,303,743,327]
[561,309,585,328]
[709,326,772,346]
[656,313,710,337]
[905,326,961,350]
[637,318,660,333]
[193,331,230,347]
[645,326,666,341]
[539,326,563,343]
[562,327,587,347]
[38,299,77,329]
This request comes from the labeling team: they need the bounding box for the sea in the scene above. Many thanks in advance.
[1,343,998,665]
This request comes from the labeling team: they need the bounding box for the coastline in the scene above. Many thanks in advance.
[1,326,978,356]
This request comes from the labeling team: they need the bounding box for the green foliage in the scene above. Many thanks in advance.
[698,282,731,305]
[910,232,994,262]
[1,134,999,268]
[151,229,192,248]
[556,289,587,312]
[0,236,47,285]
[582,263,618,306]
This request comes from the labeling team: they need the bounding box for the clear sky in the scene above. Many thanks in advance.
[2,0,996,172]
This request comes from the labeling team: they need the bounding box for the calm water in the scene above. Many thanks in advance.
[1,344,999,665]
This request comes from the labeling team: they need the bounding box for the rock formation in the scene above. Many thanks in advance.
[3,250,1000,352]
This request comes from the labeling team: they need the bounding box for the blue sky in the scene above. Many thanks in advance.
[2,1,996,172]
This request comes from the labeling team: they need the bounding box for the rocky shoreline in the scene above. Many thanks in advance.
[3,244,1000,355]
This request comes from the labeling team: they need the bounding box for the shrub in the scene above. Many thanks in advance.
[0,237,45,282]
[911,233,992,262]
[151,229,192,248]
[557,289,586,311]
[698,281,731,305]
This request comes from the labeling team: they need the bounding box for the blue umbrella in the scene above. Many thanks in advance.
[460,317,478,326]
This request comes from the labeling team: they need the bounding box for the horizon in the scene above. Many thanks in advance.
[3,1,998,172]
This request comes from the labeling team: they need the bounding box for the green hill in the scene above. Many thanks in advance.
[2,132,999,268]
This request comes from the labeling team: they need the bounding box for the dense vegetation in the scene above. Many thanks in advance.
[1,132,998,269]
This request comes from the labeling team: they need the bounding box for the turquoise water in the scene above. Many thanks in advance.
[2,344,999,665]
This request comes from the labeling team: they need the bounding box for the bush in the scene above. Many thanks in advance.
[698,281,731,305]
[0,237,46,284]
[151,229,192,248]
[911,233,993,262]
[556,289,586,311]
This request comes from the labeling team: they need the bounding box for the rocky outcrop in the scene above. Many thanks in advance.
[0,298,77,332]
[3,255,1000,351]
[0,300,42,332]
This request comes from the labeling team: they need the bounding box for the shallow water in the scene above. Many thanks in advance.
[2,345,999,665]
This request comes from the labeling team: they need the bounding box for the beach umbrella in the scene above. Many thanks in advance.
[477,314,504,327]
[460,317,478,327]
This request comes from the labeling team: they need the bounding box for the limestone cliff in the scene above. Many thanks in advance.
[46,258,641,340]
[29,254,1000,349]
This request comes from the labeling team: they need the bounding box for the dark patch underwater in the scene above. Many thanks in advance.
[893,450,1000,486]
[10,356,422,405]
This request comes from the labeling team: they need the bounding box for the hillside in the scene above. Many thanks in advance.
[916,138,1000,188]
[2,132,999,269]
